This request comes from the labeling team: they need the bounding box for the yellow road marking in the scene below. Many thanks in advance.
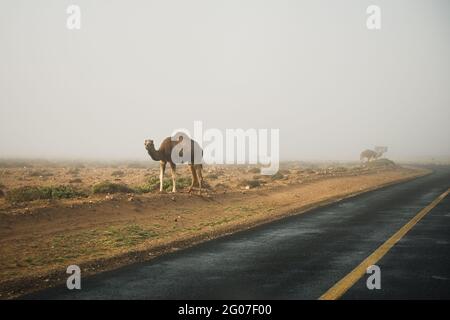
[319,188,450,300]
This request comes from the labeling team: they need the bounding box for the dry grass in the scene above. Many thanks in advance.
[0,159,395,210]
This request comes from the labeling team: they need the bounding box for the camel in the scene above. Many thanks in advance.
[144,133,204,193]
[360,146,387,163]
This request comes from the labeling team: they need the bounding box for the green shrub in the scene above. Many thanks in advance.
[271,172,285,180]
[135,176,193,193]
[247,167,260,174]
[176,176,193,189]
[92,181,134,194]
[111,170,125,177]
[6,185,86,203]
[135,177,160,193]
[239,179,261,188]
[50,186,86,199]
[161,176,192,191]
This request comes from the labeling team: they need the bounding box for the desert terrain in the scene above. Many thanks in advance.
[0,159,429,298]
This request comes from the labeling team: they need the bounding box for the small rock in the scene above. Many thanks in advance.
[171,196,176,201]
[105,194,115,201]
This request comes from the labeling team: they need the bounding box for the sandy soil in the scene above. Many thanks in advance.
[0,160,429,298]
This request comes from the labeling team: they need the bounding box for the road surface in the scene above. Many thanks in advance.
[24,165,450,299]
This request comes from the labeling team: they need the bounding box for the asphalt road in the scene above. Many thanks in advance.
[25,166,450,300]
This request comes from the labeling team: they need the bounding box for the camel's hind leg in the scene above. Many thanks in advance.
[188,164,199,193]
[169,162,177,193]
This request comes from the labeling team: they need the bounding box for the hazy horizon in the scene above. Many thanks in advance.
[1,0,449,162]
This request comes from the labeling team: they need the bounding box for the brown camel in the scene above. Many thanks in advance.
[144,133,204,193]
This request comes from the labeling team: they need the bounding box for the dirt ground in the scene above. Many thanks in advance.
[0,160,429,298]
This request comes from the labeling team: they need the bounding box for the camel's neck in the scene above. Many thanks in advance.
[147,145,162,161]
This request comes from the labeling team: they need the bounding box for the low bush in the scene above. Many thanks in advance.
[135,177,160,193]
[206,173,219,180]
[111,170,125,177]
[271,172,285,180]
[92,181,134,194]
[6,185,86,203]
[135,176,193,193]
[247,167,260,174]
[239,179,261,188]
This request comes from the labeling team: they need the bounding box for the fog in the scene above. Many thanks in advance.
[1,0,449,162]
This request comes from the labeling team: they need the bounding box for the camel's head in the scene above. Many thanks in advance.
[144,139,154,150]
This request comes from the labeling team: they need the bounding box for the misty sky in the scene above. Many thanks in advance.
[0,0,449,161]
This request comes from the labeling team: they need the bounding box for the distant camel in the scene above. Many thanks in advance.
[360,146,387,163]
[144,133,204,193]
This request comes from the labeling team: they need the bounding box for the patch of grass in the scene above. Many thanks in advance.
[173,176,192,190]
[92,181,134,194]
[51,186,86,199]
[5,185,86,203]
[28,170,53,177]
[102,224,158,247]
[161,176,192,191]
[136,176,193,193]
[206,173,219,180]
[247,167,260,174]
[239,179,261,188]
[271,172,285,180]
[111,170,125,177]
[135,176,160,193]
[67,168,80,175]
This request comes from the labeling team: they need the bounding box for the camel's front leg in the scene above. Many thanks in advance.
[195,165,203,195]
[169,162,177,193]
[159,161,166,192]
